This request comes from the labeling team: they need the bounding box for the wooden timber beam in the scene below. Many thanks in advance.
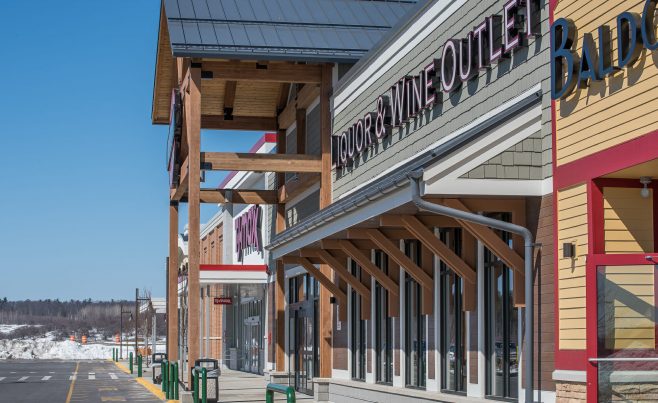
[321,239,399,298]
[198,189,279,204]
[281,256,347,304]
[359,228,434,291]
[278,173,320,203]
[201,61,322,84]
[278,85,320,129]
[380,215,476,284]
[200,152,322,173]
[201,115,277,131]
[170,156,189,202]
[443,199,525,276]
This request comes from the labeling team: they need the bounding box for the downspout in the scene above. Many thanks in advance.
[408,171,536,403]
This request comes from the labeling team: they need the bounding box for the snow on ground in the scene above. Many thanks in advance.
[0,332,113,360]
[0,324,33,334]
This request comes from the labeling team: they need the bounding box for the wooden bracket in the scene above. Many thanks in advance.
[321,240,399,298]
[381,215,476,285]
[281,256,347,306]
[360,229,434,292]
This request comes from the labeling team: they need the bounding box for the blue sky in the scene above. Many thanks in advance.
[0,1,263,300]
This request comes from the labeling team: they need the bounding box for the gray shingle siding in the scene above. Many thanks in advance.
[331,0,552,199]
[460,131,543,180]
[286,190,321,228]
[306,105,321,156]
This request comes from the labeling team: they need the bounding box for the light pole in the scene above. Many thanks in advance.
[135,288,150,363]
[120,304,132,360]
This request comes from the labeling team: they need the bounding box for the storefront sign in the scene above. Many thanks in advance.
[332,0,540,168]
[214,297,233,305]
[235,205,262,262]
[551,0,658,99]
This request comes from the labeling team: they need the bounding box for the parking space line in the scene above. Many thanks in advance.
[65,362,80,403]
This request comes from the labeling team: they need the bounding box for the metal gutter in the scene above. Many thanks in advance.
[267,88,541,252]
[408,172,537,403]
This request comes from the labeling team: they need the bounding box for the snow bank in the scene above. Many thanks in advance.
[0,324,30,334]
[0,333,113,360]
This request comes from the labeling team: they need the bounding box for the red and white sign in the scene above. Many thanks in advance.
[213,297,233,305]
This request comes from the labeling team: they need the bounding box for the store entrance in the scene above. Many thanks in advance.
[289,300,317,395]
[242,315,261,374]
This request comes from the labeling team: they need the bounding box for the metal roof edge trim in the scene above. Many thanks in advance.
[151,0,169,125]
[170,48,362,64]
[266,89,542,253]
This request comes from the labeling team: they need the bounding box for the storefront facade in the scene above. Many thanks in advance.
[551,0,658,401]
[269,0,555,401]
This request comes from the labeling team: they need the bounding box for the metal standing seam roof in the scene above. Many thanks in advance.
[163,0,420,62]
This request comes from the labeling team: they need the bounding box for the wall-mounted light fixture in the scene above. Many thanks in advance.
[640,177,652,198]
[563,242,575,259]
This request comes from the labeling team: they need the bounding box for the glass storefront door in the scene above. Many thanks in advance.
[484,213,519,399]
[405,241,426,389]
[439,229,466,394]
[485,262,519,399]
[374,251,393,384]
[596,262,658,402]
[243,314,261,374]
[350,261,366,381]
[288,274,319,395]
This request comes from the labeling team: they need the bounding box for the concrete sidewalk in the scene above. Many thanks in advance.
[215,369,313,402]
[113,358,173,401]
[115,357,314,403]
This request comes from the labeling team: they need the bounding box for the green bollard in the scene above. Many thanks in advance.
[161,361,167,394]
[129,352,133,374]
[173,362,179,400]
[201,367,207,403]
[169,362,175,400]
[137,355,142,377]
[192,368,196,403]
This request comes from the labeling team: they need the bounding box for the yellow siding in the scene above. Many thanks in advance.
[603,187,653,254]
[555,0,658,165]
[600,265,655,350]
[557,184,589,350]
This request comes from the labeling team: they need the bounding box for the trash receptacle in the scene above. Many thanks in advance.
[195,358,219,403]
[152,353,167,384]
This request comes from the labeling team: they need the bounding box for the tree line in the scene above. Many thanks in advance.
[0,298,166,341]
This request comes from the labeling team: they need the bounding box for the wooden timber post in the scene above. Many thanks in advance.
[318,63,333,378]
[168,202,179,360]
[186,61,202,384]
[275,127,287,372]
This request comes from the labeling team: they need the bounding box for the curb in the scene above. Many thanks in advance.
[113,361,178,402]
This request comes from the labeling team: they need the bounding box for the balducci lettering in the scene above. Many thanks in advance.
[551,0,658,99]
